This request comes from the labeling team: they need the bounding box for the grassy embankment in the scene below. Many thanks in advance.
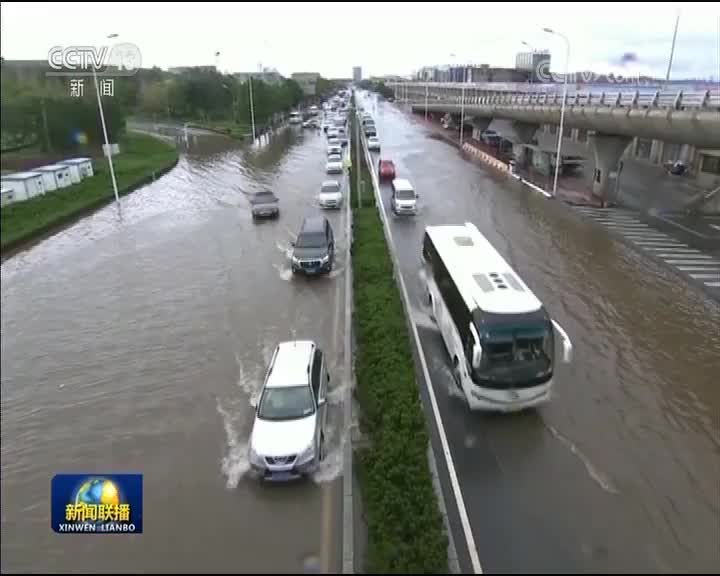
[1,132,178,251]
[349,115,449,573]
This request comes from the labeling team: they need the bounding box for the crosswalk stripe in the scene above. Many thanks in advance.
[624,234,671,238]
[658,252,711,258]
[643,247,694,251]
[635,242,688,247]
[677,267,720,272]
[665,259,720,265]
[705,282,720,287]
[690,273,720,279]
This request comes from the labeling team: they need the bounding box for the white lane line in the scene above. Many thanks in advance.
[705,282,720,287]
[710,224,720,231]
[363,130,482,574]
[678,267,720,272]
[665,259,720,265]
[690,273,720,280]
[602,224,649,228]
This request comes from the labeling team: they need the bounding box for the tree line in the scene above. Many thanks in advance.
[1,63,339,152]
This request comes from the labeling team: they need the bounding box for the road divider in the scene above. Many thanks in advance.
[349,108,449,573]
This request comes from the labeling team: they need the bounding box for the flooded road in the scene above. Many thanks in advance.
[1,126,346,573]
[363,94,720,573]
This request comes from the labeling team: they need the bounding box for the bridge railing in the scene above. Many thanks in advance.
[390,82,719,110]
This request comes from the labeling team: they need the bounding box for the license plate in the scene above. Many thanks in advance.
[268,471,295,481]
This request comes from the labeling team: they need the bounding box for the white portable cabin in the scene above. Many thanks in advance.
[60,157,94,183]
[0,172,45,202]
[35,164,73,191]
[1,186,16,207]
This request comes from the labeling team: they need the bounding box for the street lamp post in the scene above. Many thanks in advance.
[543,27,570,197]
[94,33,120,205]
[248,75,256,142]
[222,83,237,123]
[522,41,535,84]
[459,66,469,147]
[425,81,429,121]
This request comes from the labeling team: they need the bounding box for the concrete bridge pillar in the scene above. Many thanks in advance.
[589,134,631,203]
[510,121,539,144]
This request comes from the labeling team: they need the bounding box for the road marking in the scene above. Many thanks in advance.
[660,254,713,260]
[711,224,720,232]
[647,246,699,251]
[665,259,720,265]
[625,232,677,242]
[364,132,482,574]
[635,243,689,248]
[690,273,720,280]
[705,282,720,287]
[677,267,720,272]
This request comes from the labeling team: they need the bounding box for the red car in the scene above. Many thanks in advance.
[378,159,396,181]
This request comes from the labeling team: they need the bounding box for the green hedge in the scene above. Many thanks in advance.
[351,114,448,572]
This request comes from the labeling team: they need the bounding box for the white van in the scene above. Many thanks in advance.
[390,178,418,215]
[289,112,302,124]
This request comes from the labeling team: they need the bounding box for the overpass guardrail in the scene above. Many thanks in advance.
[388,82,720,111]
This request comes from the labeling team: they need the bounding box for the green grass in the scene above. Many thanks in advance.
[1,133,178,251]
[351,114,449,573]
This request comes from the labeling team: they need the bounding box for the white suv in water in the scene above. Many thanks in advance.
[249,341,329,480]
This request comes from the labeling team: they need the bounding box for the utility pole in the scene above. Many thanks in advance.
[355,110,361,209]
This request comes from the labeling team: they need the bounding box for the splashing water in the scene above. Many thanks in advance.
[235,351,262,402]
[216,398,251,489]
[273,263,294,282]
[311,425,345,484]
[276,241,294,259]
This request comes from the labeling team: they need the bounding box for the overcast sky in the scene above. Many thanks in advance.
[2,2,718,80]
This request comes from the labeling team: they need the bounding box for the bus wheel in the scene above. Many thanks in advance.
[452,357,462,389]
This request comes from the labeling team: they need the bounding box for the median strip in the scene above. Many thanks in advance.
[349,113,448,573]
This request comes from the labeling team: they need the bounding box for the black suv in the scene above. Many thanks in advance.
[291,216,335,275]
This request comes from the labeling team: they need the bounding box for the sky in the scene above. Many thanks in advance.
[1,2,719,80]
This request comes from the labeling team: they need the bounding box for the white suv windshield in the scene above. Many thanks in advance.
[258,386,315,420]
[395,189,415,200]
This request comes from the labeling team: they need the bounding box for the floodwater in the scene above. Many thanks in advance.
[1,125,346,573]
[364,93,720,573]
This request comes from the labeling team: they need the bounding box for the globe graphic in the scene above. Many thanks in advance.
[75,478,120,508]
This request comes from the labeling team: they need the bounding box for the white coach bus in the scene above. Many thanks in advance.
[422,222,573,411]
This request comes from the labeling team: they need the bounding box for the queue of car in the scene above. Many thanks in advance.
[248,92,352,482]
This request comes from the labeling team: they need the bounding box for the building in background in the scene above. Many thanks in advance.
[353,66,362,82]
[291,72,320,96]
[515,50,551,83]
[233,68,284,85]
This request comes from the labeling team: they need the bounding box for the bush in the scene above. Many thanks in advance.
[352,141,448,573]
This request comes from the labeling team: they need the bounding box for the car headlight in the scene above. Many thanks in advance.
[320,253,330,264]
[292,255,300,265]
[249,446,264,467]
[296,442,316,464]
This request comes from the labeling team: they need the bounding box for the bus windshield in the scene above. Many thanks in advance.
[472,321,554,387]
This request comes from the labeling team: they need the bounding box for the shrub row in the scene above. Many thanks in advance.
[350,112,448,573]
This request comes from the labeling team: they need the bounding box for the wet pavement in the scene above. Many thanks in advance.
[363,94,720,573]
[1,125,347,573]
